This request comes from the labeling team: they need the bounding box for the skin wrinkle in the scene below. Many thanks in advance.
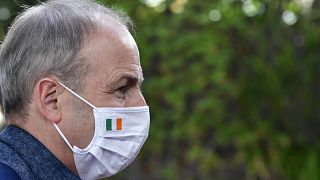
[107,69,143,89]
[82,67,143,102]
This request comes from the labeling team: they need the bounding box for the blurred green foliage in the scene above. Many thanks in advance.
[0,0,319,179]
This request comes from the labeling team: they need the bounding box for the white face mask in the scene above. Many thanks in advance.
[54,82,150,180]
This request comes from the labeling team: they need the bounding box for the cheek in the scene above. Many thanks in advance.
[102,95,125,107]
[69,100,95,149]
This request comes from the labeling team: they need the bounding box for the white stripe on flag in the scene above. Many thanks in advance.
[112,118,117,130]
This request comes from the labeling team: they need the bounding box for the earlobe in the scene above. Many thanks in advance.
[35,78,62,123]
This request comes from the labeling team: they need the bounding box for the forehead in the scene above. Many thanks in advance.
[77,15,143,88]
[80,15,140,69]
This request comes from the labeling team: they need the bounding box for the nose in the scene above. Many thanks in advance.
[127,89,147,107]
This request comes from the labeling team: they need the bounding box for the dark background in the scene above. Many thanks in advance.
[0,0,319,179]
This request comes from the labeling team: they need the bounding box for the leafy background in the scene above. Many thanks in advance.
[0,0,319,179]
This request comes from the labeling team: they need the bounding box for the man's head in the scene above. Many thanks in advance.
[0,0,134,119]
[0,0,148,177]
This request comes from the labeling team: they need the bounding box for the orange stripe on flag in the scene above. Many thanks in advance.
[116,118,122,130]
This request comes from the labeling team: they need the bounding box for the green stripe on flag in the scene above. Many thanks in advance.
[106,119,112,131]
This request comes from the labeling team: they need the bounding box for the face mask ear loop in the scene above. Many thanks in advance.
[53,123,73,151]
[58,82,97,109]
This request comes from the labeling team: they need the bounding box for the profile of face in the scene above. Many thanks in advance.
[58,16,147,149]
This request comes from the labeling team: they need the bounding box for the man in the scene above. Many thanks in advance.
[0,0,150,179]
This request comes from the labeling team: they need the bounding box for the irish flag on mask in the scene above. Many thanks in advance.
[106,117,123,131]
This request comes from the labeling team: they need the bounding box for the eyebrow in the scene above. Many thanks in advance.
[116,73,144,88]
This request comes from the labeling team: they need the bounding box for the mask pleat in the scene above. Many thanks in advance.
[95,137,140,159]
[89,145,127,175]
[74,150,109,178]
[99,133,146,143]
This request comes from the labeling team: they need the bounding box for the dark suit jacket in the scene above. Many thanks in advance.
[0,125,80,180]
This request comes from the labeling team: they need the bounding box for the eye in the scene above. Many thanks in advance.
[113,85,128,99]
[116,85,128,94]
[112,77,139,99]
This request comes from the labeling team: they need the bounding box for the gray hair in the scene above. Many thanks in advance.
[0,0,133,119]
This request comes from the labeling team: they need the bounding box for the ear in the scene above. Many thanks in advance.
[34,77,62,123]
